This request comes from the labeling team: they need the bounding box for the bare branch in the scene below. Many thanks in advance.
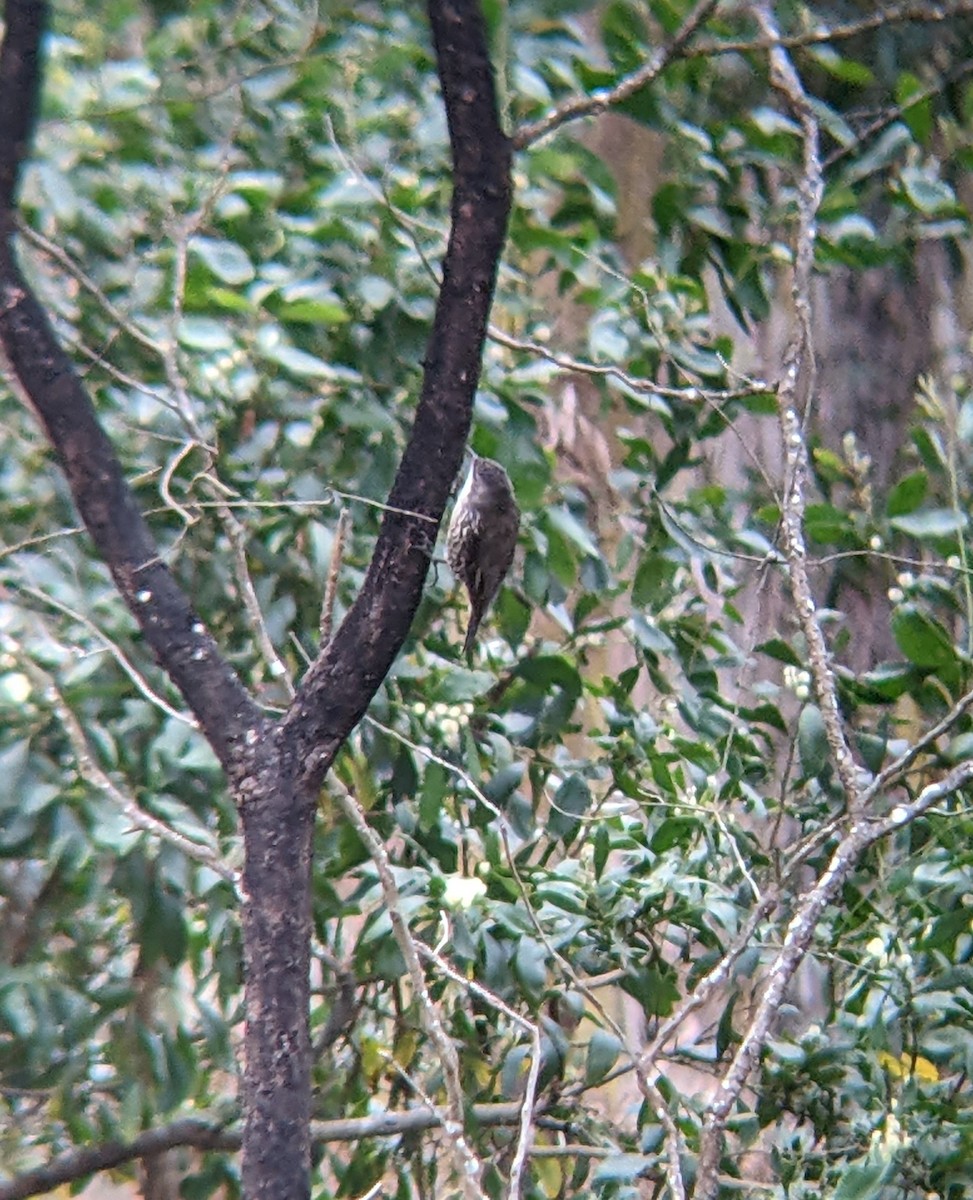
[14,582,197,728]
[330,784,487,1200]
[18,654,239,889]
[513,0,720,150]
[0,1103,569,1200]
[513,0,719,148]
[638,890,779,1076]
[320,508,351,648]
[693,17,855,1187]
[862,684,973,803]
[416,941,541,1200]
[0,1119,232,1200]
[758,4,862,809]
[693,757,973,1200]
[488,325,769,403]
[825,55,973,170]
[688,1,973,59]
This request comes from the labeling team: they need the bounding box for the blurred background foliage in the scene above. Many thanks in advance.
[2,0,973,1197]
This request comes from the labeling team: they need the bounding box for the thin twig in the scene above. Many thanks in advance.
[825,55,973,170]
[320,508,351,648]
[417,941,541,1200]
[760,4,862,809]
[14,582,197,728]
[329,783,487,1200]
[687,2,973,59]
[363,713,507,824]
[861,684,973,804]
[694,756,973,1200]
[21,657,238,889]
[0,1103,572,1200]
[217,492,295,697]
[488,325,768,404]
[14,219,172,361]
[513,0,720,149]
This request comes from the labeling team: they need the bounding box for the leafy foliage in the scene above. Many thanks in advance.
[3,1,973,1198]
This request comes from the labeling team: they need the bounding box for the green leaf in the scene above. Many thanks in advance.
[261,344,339,379]
[593,824,610,881]
[650,816,700,853]
[891,605,958,669]
[514,937,547,997]
[899,165,957,216]
[716,993,737,1060]
[889,508,967,539]
[805,503,857,547]
[833,1158,893,1200]
[757,638,803,668]
[189,236,255,285]
[545,506,601,560]
[807,46,874,87]
[548,774,591,840]
[418,762,448,831]
[177,317,234,350]
[592,1154,652,1185]
[585,1030,621,1084]
[896,71,933,143]
[798,704,829,779]
[886,470,927,517]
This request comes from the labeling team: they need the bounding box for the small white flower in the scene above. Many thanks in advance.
[0,673,31,703]
[865,935,888,960]
[442,875,487,909]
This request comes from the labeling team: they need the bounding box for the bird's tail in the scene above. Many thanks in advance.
[462,611,481,660]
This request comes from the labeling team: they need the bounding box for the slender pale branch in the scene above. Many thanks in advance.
[862,684,973,804]
[825,55,973,170]
[694,756,973,1200]
[19,654,238,888]
[512,0,720,149]
[416,941,541,1200]
[14,582,197,728]
[0,1103,569,1200]
[488,325,768,404]
[688,1,973,58]
[760,4,862,809]
[331,784,487,1200]
[693,8,847,1190]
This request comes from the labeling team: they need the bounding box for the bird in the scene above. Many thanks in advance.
[446,455,520,658]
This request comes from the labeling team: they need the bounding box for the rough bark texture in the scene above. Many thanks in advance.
[238,737,315,1199]
[0,0,512,1197]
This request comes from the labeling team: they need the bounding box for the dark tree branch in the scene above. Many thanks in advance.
[0,1,267,775]
[240,0,511,1194]
[0,3,511,1199]
[0,0,46,217]
[282,0,512,789]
